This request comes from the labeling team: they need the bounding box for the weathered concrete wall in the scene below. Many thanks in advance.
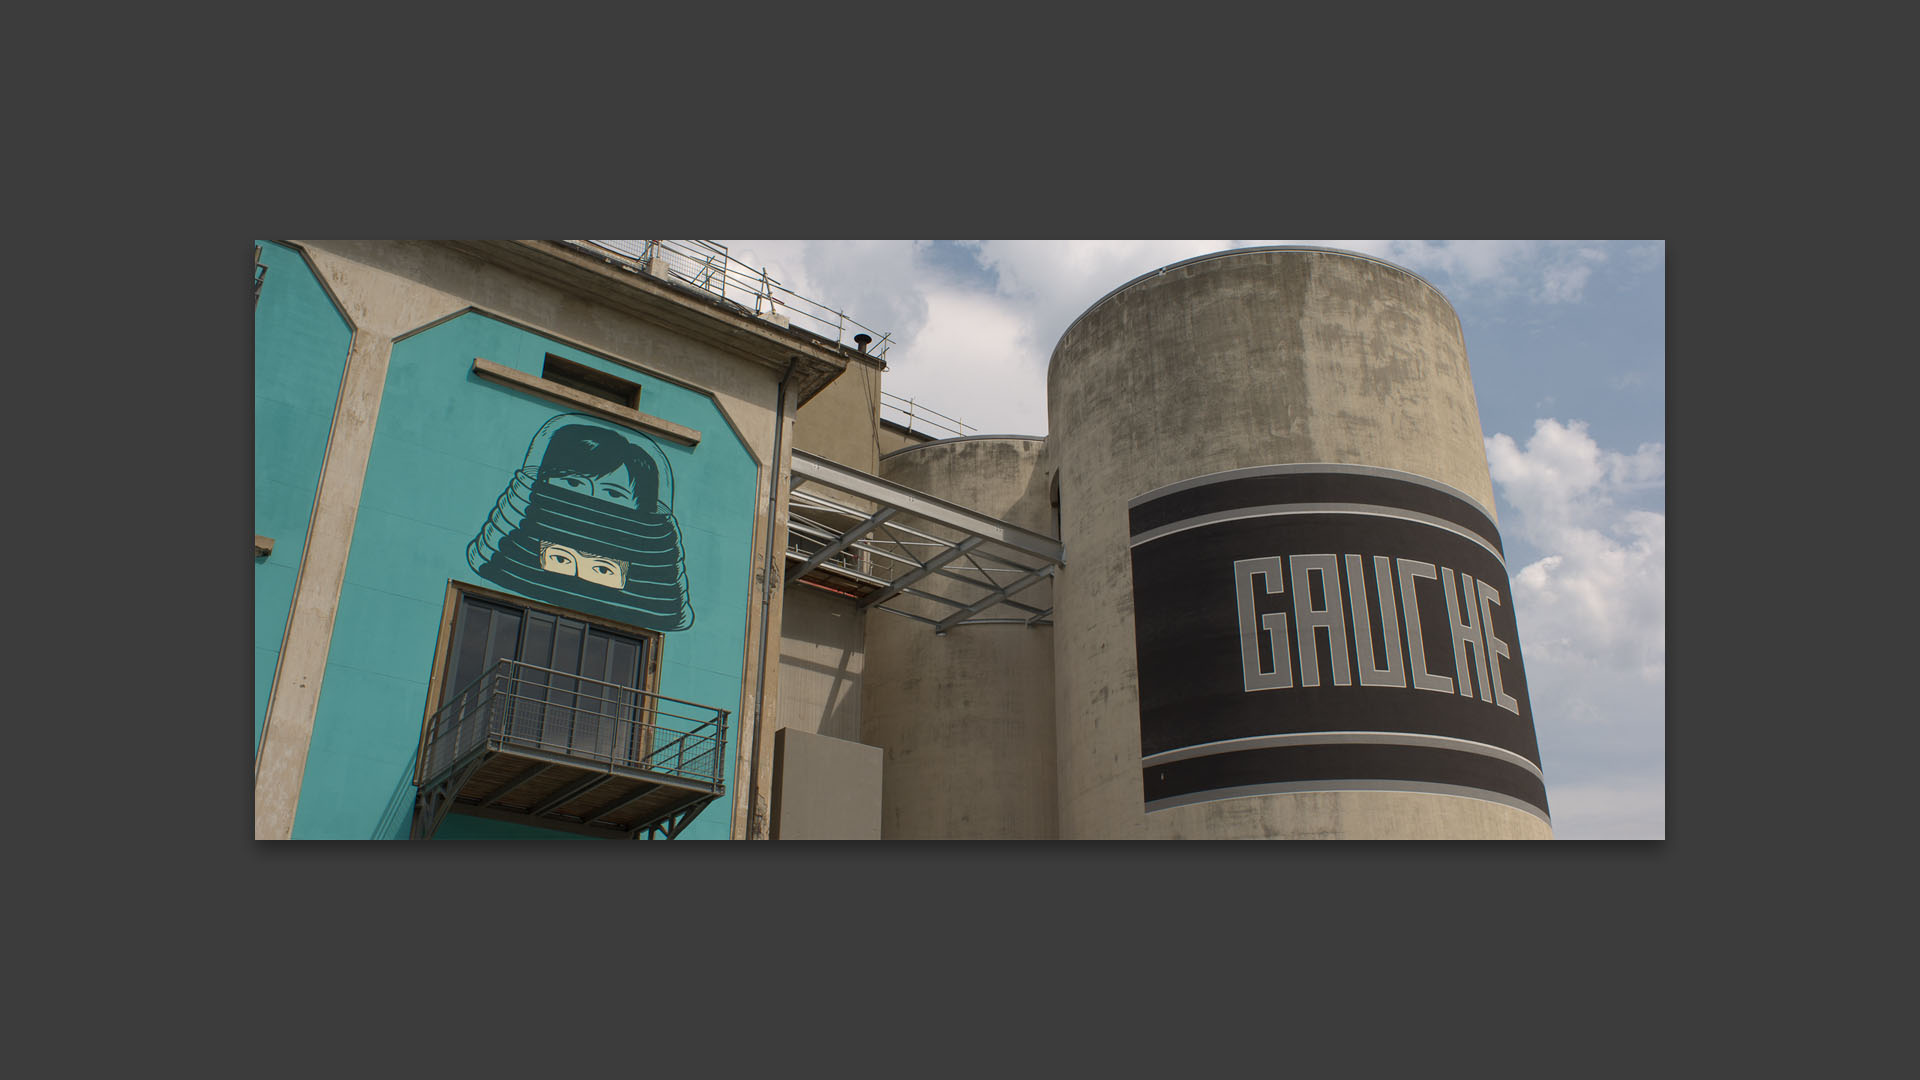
[793,355,885,473]
[860,437,1058,839]
[875,420,932,458]
[1047,248,1550,840]
[776,583,865,743]
[771,728,883,839]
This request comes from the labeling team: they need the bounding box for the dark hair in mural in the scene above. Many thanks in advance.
[469,414,693,631]
[536,424,661,506]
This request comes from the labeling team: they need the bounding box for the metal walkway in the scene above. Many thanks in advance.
[784,451,1064,633]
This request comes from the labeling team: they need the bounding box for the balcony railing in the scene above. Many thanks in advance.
[413,659,729,839]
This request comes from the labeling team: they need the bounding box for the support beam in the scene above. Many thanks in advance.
[416,757,488,839]
[478,762,552,807]
[452,801,636,839]
[786,506,897,582]
[791,451,1064,565]
[582,781,661,825]
[934,566,1055,634]
[859,536,984,609]
[871,605,941,626]
[527,772,617,818]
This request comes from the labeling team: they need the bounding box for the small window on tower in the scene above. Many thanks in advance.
[542,354,641,411]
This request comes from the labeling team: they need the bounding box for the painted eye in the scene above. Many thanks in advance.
[548,553,572,566]
[591,564,612,575]
[563,478,587,490]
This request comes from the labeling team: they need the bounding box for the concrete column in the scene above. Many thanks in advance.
[253,245,464,839]
[861,437,1059,839]
[1047,248,1550,840]
[735,390,799,840]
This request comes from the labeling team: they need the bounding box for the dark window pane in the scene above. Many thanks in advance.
[545,619,584,749]
[578,632,611,757]
[482,608,522,744]
[484,608,522,671]
[520,611,556,668]
[607,637,644,763]
[607,637,642,689]
[436,593,656,771]
[448,603,493,696]
[552,619,584,672]
[582,631,610,683]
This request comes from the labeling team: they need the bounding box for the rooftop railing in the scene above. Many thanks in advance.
[880,390,974,439]
[567,240,893,360]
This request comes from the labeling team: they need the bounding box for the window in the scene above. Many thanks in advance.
[431,587,660,773]
[541,354,641,410]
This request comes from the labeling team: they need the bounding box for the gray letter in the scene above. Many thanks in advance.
[1442,567,1492,702]
[1290,554,1352,687]
[1235,557,1291,691]
[1397,558,1454,694]
[1347,554,1407,688]
[1477,578,1520,715]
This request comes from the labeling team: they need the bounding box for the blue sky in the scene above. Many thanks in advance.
[716,239,1666,839]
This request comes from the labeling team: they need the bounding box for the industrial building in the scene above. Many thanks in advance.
[253,240,1550,840]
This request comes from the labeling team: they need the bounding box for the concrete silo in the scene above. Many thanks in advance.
[859,436,1059,838]
[1047,248,1551,839]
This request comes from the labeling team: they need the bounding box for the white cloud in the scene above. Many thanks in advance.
[1536,246,1607,304]
[1539,263,1594,303]
[697,241,1641,437]
[1486,418,1665,838]
[883,287,1049,437]
[717,240,933,350]
[967,239,1232,355]
[1487,418,1664,680]
[1376,239,1543,286]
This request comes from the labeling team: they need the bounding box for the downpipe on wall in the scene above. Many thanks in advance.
[744,358,797,839]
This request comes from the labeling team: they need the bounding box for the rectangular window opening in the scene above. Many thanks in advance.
[422,583,665,782]
[542,354,641,411]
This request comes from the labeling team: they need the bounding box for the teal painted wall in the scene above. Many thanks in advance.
[254,241,354,754]
[291,311,760,840]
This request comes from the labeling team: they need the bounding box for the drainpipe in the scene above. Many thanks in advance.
[744,357,797,839]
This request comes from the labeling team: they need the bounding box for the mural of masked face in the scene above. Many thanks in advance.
[468,414,694,630]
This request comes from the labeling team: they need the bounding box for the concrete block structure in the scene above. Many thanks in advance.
[253,241,1549,840]
[769,729,883,840]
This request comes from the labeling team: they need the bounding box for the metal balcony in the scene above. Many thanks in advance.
[412,659,729,840]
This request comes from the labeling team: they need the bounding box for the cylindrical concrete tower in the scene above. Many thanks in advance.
[1048,248,1551,839]
[859,436,1059,838]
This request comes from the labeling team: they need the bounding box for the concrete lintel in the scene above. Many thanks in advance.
[471,357,702,446]
[254,535,274,558]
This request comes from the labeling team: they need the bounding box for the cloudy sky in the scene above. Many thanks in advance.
[707,239,1666,840]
